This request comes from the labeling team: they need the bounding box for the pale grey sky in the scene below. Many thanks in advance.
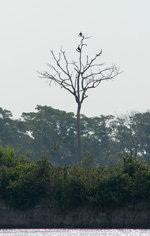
[0,0,150,118]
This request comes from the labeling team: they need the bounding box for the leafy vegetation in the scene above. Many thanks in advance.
[1,106,150,210]
[0,106,150,166]
[0,143,150,210]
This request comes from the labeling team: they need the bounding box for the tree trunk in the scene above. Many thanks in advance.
[77,104,82,165]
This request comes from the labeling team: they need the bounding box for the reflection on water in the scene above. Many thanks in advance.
[0,229,150,236]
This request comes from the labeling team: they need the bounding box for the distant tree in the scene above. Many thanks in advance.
[39,33,121,165]
[80,114,119,166]
[21,105,77,165]
[0,107,33,155]
[0,108,13,145]
[129,112,150,160]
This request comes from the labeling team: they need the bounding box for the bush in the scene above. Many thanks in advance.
[5,157,51,209]
[1,143,150,210]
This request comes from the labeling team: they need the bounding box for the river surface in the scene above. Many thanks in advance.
[0,229,150,236]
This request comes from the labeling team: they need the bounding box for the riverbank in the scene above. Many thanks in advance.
[0,198,150,229]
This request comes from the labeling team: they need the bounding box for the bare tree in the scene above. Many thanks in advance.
[39,33,121,165]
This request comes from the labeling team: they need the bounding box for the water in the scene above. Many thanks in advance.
[0,229,150,236]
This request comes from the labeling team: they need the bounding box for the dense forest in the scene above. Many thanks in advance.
[0,105,150,166]
[1,105,150,210]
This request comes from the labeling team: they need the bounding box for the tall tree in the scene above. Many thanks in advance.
[39,33,121,165]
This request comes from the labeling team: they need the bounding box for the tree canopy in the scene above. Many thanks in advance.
[0,106,150,166]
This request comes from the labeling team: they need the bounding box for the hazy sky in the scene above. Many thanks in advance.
[0,0,150,118]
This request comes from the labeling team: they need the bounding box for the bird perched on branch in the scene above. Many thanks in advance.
[79,32,83,37]
[76,46,81,52]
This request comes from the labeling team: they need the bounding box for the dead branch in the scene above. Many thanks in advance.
[39,34,121,106]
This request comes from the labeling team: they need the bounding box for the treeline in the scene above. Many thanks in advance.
[0,143,150,210]
[0,105,150,166]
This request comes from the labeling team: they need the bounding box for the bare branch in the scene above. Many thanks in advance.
[83,50,103,74]
[39,35,121,106]
[50,50,69,77]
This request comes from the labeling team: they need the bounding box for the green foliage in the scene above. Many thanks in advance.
[81,152,94,167]
[1,106,150,210]
[54,166,86,209]
[1,143,150,210]
[1,105,150,166]
[0,144,51,209]
[5,158,51,209]
[20,105,78,165]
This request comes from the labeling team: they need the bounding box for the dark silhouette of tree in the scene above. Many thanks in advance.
[39,33,121,165]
